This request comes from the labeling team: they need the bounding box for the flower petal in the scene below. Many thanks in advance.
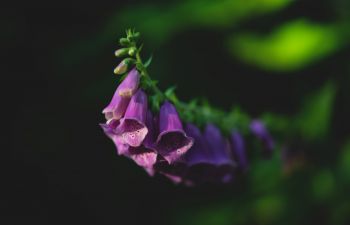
[155,102,193,164]
[102,69,140,120]
[117,90,148,147]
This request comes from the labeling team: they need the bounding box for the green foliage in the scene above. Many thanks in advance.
[228,20,342,71]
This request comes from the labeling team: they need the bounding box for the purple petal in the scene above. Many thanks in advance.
[128,146,157,168]
[230,131,248,172]
[203,124,235,182]
[127,110,157,168]
[184,123,212,166]
[143,110,157,148]
[182,124,217,184]
[250,119,275,156]
[102,93,130,121]
[158,101,183,132]
[204,124,234,167]
[117,90,148,147]
[117,68,140,97]
[100,123,129,155]
[155,102,193,164]
[102,69,140,120]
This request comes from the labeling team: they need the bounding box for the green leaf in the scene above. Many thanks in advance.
[144,54,153,68]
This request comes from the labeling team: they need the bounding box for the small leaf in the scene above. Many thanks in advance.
[165,86,177,97]
[144,54,153,68]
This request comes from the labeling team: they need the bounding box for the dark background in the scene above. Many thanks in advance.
[4,0,350,225]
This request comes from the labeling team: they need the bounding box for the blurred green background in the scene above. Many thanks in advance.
[4,0,350,224]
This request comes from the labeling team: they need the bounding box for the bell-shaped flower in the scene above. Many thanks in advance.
[102,68,140,121]
[155,101,193,164]
[127,110,157,169]
[184,123,212,166]
[116,89,148,147]
[183,123,217,184]
[203,124,235,183]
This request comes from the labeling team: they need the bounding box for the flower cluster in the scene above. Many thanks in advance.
[100,29,275,186]
[100,68,275,185]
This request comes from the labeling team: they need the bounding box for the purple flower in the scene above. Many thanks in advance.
[183,123,217,184]
[183,123,235,184]
[100,120,129,155]
[102,68,140,121]
[116,89,148,147]
[203,124,235,182]
[117,68,140,97]
[204,124,234,166]
[155,101,193,164]
[250,119,275,157]
[230,131,248,172]
[184,124,212,166]
[127,110,157,169]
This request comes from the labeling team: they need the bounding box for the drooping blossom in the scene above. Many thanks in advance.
[127,110,157,170]
[116,89,148,147]
[102,68,140,121]
[183,123,217,184]
[155,101,193,164]
[203,124,235,183]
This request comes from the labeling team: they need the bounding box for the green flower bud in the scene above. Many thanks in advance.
[115,48,129,57]
[113,58,135,75]
[128,47,137,56]
[119,38,129,46]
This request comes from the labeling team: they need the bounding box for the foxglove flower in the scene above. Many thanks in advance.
[116,89,148,147]
[183,123,217,184]
[250,119,275,157]
[184,124,212,166]
[203,124,235,182]
[155,101,194,164]
[102,68,140,121]
[127,110,157,169]
[230,131,248,172]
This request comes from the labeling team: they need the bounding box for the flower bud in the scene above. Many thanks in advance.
[114,61,127,75]
[128,47,136,56]
[114,48,129,57]
[113,58,134,75]
[119,38,129,46]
